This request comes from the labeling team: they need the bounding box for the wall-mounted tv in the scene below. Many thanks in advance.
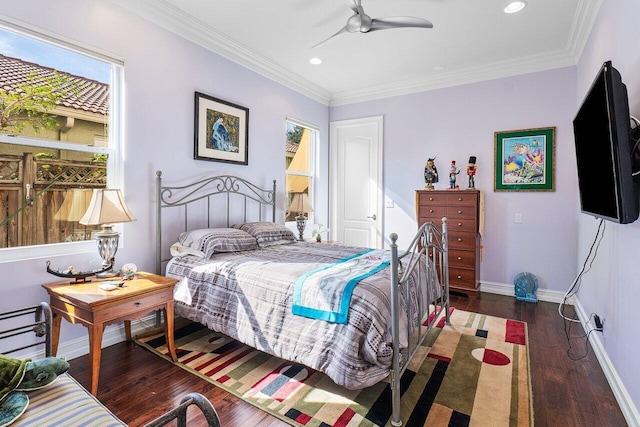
[573,61,640,224]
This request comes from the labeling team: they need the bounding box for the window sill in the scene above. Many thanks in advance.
[0,240,95,263]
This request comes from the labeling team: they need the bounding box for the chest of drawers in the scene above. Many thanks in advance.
[416,190,481,297]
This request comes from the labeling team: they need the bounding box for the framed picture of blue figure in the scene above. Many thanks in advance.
[194,91,249,165]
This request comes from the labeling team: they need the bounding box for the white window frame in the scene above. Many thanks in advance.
[285,117,318,225]
[0,17,125,263]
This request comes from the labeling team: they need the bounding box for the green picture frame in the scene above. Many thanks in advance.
[494,127,555,191]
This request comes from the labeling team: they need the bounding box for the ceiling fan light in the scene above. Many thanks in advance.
[309,57,323,65]
[504,1,527,14]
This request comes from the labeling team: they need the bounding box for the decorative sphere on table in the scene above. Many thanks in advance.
[514,272,538,303]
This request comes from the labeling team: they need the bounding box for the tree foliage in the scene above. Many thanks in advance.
[0,71,79,134]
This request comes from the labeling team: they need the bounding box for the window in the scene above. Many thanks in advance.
[285,119,317,223]
[0,21,123,256]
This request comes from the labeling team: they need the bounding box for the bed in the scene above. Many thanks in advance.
[155,171,450,426]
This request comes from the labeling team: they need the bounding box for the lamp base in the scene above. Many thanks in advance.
[295,214,307,241]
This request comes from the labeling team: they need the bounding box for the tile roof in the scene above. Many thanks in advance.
[0,54,109,116]
[286,141,298,154]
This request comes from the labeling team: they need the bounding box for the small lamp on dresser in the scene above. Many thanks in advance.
[288,193,313,240]
[79,189,136,277]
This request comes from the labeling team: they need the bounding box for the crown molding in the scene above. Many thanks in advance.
[107,0,601,107]
[329,49,577,106]
[106,0,331,105]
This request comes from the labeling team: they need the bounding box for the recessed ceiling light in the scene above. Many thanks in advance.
[309,57,322,65]
[433,65,446,71]
[504,1,527,14]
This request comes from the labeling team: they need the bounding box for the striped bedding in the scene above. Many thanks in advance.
[15,373,124,426]
[167,241,438,390]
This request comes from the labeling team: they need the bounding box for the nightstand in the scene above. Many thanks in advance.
[42,271,178,395]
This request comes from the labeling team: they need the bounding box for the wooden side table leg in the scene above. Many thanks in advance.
[124,320,132,342]
[87,323,105,396]
[163,304,178,362]
[51,313,62,357]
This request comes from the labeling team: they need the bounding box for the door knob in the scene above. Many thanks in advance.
[367,214,377,221]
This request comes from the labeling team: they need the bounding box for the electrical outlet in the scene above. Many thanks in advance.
[594,314,604,331]
[515,213,523,223]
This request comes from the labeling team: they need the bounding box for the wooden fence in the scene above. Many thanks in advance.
[0,153,106,248]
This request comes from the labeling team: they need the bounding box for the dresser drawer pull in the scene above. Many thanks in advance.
[457,222,463,227]
[429,197,434,201]
[457,275,462,279]
[457,238,463,242]
[458,197,463,201]
[458,210,463,214]
[429,209,434,213]
[457,256,463,260]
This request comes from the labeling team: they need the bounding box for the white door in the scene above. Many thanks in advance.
[329,116,383,248]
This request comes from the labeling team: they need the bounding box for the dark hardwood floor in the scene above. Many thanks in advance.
[68,293,627,426]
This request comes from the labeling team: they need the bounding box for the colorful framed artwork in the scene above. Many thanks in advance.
[194,92,248,165]
[494,127,555,191]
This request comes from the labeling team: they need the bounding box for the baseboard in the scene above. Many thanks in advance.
[480,280,639,427]
[572,298,640,426]
[21,313,158,361]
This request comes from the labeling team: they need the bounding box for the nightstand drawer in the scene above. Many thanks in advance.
[93,289,174,323]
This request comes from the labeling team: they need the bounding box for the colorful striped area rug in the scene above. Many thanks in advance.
[136,308,533,426]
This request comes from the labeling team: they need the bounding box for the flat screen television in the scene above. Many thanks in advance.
[573,60,640,224]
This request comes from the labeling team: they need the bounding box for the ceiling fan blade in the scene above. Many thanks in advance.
[311,25,349,49]
[370,16,433,32]
[345,0,360,14]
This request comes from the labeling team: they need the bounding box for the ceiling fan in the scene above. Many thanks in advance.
[313,0,433,48]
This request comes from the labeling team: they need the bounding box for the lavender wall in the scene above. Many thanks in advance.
[330,67,579,293]
[575,0,640,414]
[0,0,328,346]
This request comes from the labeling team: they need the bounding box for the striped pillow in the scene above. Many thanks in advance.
[178,228,257,258]
[232,222,297,248]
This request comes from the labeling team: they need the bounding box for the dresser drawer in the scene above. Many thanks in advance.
[417,192,448,206]
[445,205,477,220]
[449,267,477,289]
[448,230,477,250]
[448,249,476,269]
[418,205,446,219]
[445,192,479,206]
[448,218,477,231]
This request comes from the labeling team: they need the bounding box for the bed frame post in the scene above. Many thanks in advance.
[389,232,402,427]
[442,217,450,324]
[272,179,276,222]
[156,171,162,275]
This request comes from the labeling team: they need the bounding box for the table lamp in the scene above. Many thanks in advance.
[53,189,94,241]
[287,193,313,240]
[79,189,136,277]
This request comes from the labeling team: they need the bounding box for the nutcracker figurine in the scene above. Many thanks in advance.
[448,160,460,190]
[466,156,477,189]
[424,157,439,190]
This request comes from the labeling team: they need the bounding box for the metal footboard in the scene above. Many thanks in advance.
[144,392,221,427]
[389,218,449,426]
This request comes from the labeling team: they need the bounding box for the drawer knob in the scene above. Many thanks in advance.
[429,209,434,213]
[457,223,463,227]
[458,210,463,214]
[134,302,141,307]
[457,275,462,279]
[429,197,434,201]
[458,197,463,201]
[457,238,463,242]
[457,256,462,260]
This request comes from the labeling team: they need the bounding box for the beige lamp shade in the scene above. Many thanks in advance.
[53,189,94,221]
[79,189,137,225]
[288,193,313,214]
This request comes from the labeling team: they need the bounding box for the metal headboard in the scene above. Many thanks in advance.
[155,171,277,274]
